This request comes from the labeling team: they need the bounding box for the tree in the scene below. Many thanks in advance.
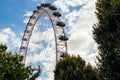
[93,0,120,80]
[54,55,99,80]
[84,64,99,80]
[0,43,40,80]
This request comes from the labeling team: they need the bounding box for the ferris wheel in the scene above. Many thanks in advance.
[20,3,68,68]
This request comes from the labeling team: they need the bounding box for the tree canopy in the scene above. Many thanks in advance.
[0,43,40,80]
[93,0,120,80]
[54,55,99,80]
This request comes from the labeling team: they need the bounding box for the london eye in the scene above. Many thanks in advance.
[20,3,69,79]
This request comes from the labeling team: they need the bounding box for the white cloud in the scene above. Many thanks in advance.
[2,28,16,37]
[33,0,38,2]
[23,19,56,79]
[0,27,21,52]
[64,0,88,7]
[53,0,88,13]
[21,0,98,79]
[0,32,9,43]
[23,11,33,17]
[23,18,29,24]
[54,0,98,66]
[23,11,33,24]
[0,0,98,79]
[54,0,70,13]
[0,0,96,79]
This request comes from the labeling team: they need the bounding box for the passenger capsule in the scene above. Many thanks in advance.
[59,35,68,41]
[37,6,41,9]
[56,21,65,27]
[33,10,39,14]
[20,46,26,49]
[60,52,67,57]
[49,5,57,10]
[30,16,36,19]
[22,38,27,41]
[27,23,33,26]
[25,30,31,33]
[53,12,61,17]
[41,3,51,7]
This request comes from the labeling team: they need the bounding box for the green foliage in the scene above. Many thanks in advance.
[54,55,99,80]
[0,44,40,80]
[93,0,120,80]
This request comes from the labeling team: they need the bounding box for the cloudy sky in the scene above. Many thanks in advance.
[0,0,98,80]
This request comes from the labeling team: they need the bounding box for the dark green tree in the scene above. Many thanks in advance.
[84,64,99,80]
[0,44,40,80]
[93,0,120,80]
[54,55,99,80]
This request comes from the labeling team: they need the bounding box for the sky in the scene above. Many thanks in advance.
[0,0,98,80]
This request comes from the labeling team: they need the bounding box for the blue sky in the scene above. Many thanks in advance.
[0,0,98,80]
[0,0,53,32]
[0,0,25,29]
